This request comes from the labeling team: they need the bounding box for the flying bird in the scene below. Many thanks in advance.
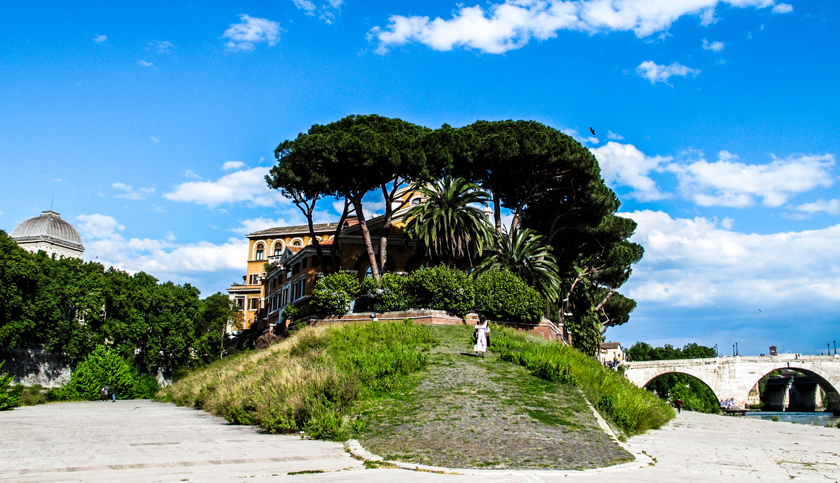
[758,309,762,312]
[589,127,596,136]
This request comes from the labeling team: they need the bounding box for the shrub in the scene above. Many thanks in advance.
[63,346,149,400]
[360,273,414,313]
[408,265,475,318]
[491,326,673,436]
[473,270,545,323]
[0,362,20,410]
[312,272,361,316]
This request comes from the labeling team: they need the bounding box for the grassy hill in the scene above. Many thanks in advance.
[160,320,672,470]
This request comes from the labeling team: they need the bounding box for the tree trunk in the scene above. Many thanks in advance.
[352,196,381,283]
[330,199,352,271]
[492,189,502,232]
[305,207,327,274]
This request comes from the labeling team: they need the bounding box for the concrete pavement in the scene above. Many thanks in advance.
[1,401,839,482]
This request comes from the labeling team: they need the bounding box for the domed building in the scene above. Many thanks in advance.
[10,211,85,259]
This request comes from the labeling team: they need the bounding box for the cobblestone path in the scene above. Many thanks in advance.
[358,325,633,470]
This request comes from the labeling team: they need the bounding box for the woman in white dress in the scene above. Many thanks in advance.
[474,315,490,358]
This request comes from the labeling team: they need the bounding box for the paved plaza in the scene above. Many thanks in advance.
[1,401,839,482]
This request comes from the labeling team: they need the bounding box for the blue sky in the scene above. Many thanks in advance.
[1,1,838,356]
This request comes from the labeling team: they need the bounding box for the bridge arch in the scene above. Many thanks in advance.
[630,367,722,403]
[742,364,840,411]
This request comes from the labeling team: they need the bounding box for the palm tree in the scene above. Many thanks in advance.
[404,176,494,265]
[475,226,562,302]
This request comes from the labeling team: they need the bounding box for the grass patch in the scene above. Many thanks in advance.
[287,469,325,475]
[490,324,674,436]
[160,320,435,441]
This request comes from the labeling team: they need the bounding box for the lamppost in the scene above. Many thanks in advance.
[736,342,739,356]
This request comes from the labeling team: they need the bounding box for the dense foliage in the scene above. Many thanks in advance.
[408,265,475,318]
[59,346,160,400]
[492,327,673,436]
[162,320,436,440]
[268,117,643,354]
[473,269,545,323]
[0,362,18,410]
[360,273,413,313]
[0,231,236,378]
[311,271,361,316]
[627,342,721,413]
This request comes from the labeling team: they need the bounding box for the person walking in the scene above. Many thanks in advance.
[676,398,683,413]
[101,385,109,403]
[473,315,490,358]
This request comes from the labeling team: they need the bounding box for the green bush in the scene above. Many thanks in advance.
[491,326,673,436]
[0,362,20,410]
[62,346,159,400]
[312,272,361,316]
[473,270,545,323]
[361,273,414,313]
[408,265,475,318]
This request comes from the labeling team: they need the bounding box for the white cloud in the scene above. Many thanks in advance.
[797,199,840,216]
[622,210,840,309]
[292,0,343,23]
[772,3,793,14]
[93,35,107,43]
[636,60,700,85]
[150,136,159,143]
[223,14,281,51]
[590,142,672,201]
[138,60,153,67]
[112,183,155,200]
[164,166,286,208]
[369,0,778,54]
[607,130,624,141]
[184,170,201,179]
[222,161,245,170]
[77,214,125,239]
[149,40,174,52]
[669,152,835,207]
[702,38,724,52]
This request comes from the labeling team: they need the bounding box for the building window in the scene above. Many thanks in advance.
[293,240,302,247]
[255,244,264,260]
[249,298,260,310]
[274,243,282,256]
[235,297,244,309]
[249,274,259,285]
[282,286,289,306]
[302,257,308,269]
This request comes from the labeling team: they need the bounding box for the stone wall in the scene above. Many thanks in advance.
[0,347,74,388]
[305,309,570,343]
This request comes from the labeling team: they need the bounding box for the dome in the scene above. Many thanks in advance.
[11,211,84,251]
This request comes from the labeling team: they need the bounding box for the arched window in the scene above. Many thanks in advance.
[274,242,282,256]
[293,240,302,247]
[255,244,264,260]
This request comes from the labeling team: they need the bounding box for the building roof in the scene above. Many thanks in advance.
[600,342,622,350]
[11,211,84,250]
[248,223,339,238]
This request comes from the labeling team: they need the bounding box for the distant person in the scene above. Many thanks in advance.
[676,398,683,413]
[112,390,116,402]
[101,385,109,403]
[474,315,490,358]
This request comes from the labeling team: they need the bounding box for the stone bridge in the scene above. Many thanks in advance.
[624,354,840,412]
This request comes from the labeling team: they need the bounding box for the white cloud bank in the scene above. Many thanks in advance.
[592,143,836,208]
[369,0,783,54]
[702,38,724,52]
[93,35,107,43]
[164,165,287,208]
[223,15,281,51]
[112,183,155,200]
[623,210,840,309]
[797,199,840,216]
[77,213,248,280]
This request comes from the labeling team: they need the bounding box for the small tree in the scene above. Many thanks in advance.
[64,346,137,400]
[0,362,20,410]
[473,270,544,323]
[408,265,475,318]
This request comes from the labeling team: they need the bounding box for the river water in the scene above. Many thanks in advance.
[743,411,840,426]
